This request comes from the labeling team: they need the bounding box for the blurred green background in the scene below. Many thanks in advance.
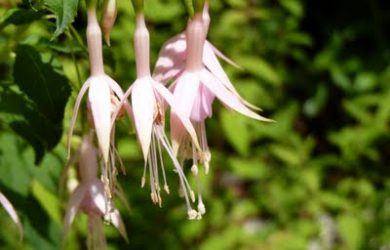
[0,0,390,249]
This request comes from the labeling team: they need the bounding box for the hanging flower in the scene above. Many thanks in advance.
[63,135,127,246]
[67,2,130,197]
[153,1,258,111]
[115,2,202,219]
[166,8,272,215]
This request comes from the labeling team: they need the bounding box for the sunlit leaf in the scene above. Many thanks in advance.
[44,0,79,38]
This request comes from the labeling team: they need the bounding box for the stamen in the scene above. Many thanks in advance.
[156,130,170,194]
[198,200,206,215]
[187,209,198,220]
[141,161,147,188]
[191,164,198,176]
[157,129,197,214]
[150,131,162,206]
[148,153,157,204]
[198,122,211,174]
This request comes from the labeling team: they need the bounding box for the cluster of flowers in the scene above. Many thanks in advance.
[62,0,270,245]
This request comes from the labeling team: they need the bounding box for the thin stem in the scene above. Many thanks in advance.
[193,0,205,14]
[131,0,144,14]
[183,0,194,17]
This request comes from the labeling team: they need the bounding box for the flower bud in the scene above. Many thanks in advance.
[101,0,117,46]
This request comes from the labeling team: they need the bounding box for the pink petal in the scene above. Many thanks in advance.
[153,33,186,83]
[131,78,156,160]
[170,73,202,153]
[200,71,272,122]
[190,84,214,122]
[88,77,112,164]
[172,72,200,116]
[63,184,88,238]
[152,81,200,153]
[106,77,134,125]
[0,192,23,240]
[207,41,241,69]
[90,179,107,215]
[105,75,124,97]
[170,113,187,155]
[201,84,215,118]
[203,42,261,111]
[67,80,90,159]
[110,85,134,129]
[107,208,128,242]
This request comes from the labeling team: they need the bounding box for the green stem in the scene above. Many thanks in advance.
[86,0,98,9]
[193,0,205,14]
[183,0,194,16]
[131,0,144,14]
[70,24,86,49]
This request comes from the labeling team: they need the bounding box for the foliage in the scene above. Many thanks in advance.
[0,0,389,249]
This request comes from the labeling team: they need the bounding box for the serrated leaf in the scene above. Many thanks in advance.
[14,45,71,123]
[9,45,71,163]
[44,0,79,38]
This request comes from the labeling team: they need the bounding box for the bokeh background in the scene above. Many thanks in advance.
[0,0,390,249]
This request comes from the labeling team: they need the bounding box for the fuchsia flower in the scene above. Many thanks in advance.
[68,5,130,195]
[0,192,23,240]
[117,12,202,219]
[63,135,127,245]
[168,12,271,180]
[154,2,260,112]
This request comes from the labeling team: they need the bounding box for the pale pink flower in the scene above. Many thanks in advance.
[67,6,130,194]
[167,13,272,215]
[117,13,201,219]
[153,3,271,216]
[153,2,259,111]
[63,135,127,244]
[0,192,23,240]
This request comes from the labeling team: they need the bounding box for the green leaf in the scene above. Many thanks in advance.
[237,56,282,86]
[9,45,71,163]
[0,133,32,196]
[32,179,61,225]
[338,215,364,250]
[220,110,251,156]
[14,45,71,123]
[279,0,303,17]
[229,158,268,180]
[44,0,79,38]
[0,8,44,28]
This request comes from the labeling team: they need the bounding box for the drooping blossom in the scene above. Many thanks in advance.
[153,1,255,111]
[166,11,271,214]
[0,192,23,240]
[67,3,130,197]
[63,135,127,246]
[116,6,201,219]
